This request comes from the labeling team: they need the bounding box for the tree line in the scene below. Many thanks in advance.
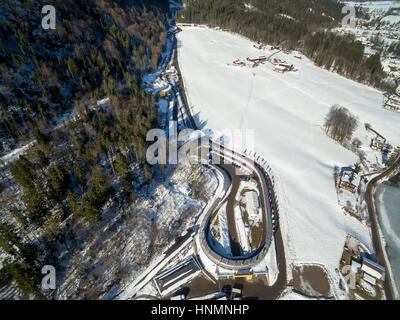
[178,0,394,92]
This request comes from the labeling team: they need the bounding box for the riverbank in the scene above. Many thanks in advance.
[365,154,400,300]
[375,173,400,297]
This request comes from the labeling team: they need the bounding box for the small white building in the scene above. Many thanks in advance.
[370,135,386,151]
[274,63,293,73]
[363,273,377,286]
[383,94,400,113]
[245,190,260,222]
[361,257,386,282]
[339,168,360,193]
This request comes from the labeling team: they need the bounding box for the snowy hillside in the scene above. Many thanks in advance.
[176,27,400,283]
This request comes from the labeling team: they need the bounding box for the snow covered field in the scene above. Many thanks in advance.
[381,15,400,25]
[176,27,400,285]
[342,1,399,13]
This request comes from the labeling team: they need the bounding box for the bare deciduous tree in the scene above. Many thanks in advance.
[324,105,358,145]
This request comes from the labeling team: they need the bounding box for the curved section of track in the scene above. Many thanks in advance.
[198,145,277,270]
[173,82,278,270]
[172,31,283,273]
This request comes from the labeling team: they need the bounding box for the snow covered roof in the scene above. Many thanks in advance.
[245,190,260,210]
[372,135,386,143]
[341,169,360,187]
[361,258,385,280]
[363,273,377,286]
[341,171,356,184]
[341,171,352,183]
[244,190,260,224]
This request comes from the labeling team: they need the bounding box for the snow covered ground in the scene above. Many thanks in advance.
[234,205,251,254]
[342,1,399,13]
[176,27,400,287]
[0,141,35,168]
[51,162,218,300]
[217,203,231,257]
[278,287,320,300]
[381,15,400,25]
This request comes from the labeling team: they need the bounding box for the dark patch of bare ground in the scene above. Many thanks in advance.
[184,275,218,299]
[183,273,282,300]
[250,223,263,249]
[292,265,332,298]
